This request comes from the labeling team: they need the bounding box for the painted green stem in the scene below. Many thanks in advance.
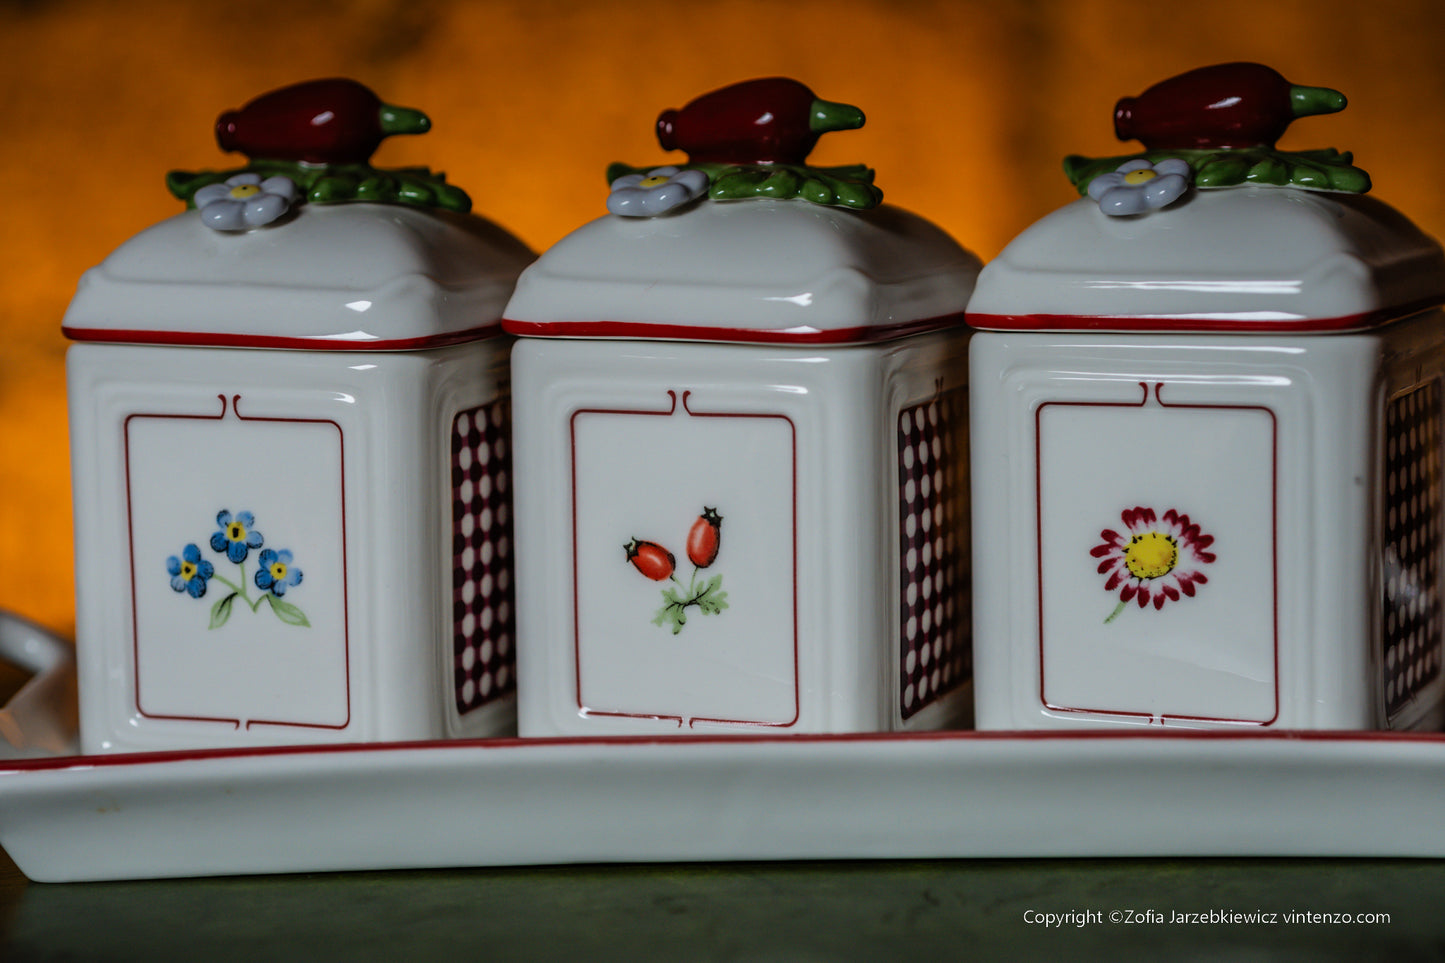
[1104,600,1127,624]
[654,567,728,634]
[212,565,263,612]
[668,569,709,608]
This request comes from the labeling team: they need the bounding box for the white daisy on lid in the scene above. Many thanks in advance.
[1086,158,1191,216]
[194,173,299,231]
[606,166,708,217]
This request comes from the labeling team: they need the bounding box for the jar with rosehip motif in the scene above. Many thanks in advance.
[503,79,979,736]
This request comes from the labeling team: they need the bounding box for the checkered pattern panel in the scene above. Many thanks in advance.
[898,389,970,720]
[1384,381,1443,723]
[451,400,516,715]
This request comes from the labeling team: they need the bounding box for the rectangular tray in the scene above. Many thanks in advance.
[4,612,1443,881]
[4,727,1445,881]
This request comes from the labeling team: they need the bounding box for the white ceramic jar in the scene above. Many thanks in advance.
[966,64,1445,731]
[503,79,980,736]
[63,81,533,752]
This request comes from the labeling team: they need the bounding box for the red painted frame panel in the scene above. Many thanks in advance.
[123,393,352,733]
[1034,381,1280,726]
[568,390,800,728]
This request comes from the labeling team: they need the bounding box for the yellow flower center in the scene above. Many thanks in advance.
[270,562,288,581]
[180,561,197,581]
[638,175,671,188]
[1123,169,1157,186]
[1124,531,1177,579]
[229,184,263,199]
[228,522,246,541]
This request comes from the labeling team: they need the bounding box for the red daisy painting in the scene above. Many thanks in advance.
[1090,507,1216,623]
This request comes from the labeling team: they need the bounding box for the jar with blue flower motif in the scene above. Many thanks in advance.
[63,79,533,752]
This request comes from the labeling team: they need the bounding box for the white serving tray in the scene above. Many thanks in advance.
[5,612,1445,882]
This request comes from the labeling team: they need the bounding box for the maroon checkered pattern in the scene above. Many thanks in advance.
[451,400,516,715]
[897,389,970,720]
[1383,381,1443,723]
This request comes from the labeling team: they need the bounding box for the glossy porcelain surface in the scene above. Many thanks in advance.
[512,333,972,736]
[62,77,533,753]
[63,203,534,347]
[215,78,432,166]
[503,199,978,341]
[505,76,979,736]
[654,77,864,166]
[9,726,1445,881]
[971,320,1445,730]
[1112,62,1346,151]
[967,187,1445,330]
[69,341,518,752]
[6,647,1445,879]
[967,64,1445,732]
[0,612,76,759]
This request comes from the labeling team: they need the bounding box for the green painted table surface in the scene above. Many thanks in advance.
[4,844,1445,961]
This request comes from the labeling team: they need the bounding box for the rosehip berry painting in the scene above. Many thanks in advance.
[624,539,676,581]
[624,507,729,635]
[686,507,722,568]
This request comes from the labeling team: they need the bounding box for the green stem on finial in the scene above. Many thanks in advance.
[1290,85,1346,119]
[810,99,865,134]
[379,105,431,135]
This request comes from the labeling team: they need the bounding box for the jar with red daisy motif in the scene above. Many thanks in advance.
[502,79,980,736]
[63,80,533,752]
[966,63,1445,730]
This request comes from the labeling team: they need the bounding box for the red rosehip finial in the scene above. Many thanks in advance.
[655,77,865,166]
[215,78,432,165]
[1113,63,1347,151]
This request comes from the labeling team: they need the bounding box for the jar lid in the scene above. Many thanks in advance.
[503,199,978,344]
[62,78,533,350]
[967,187,1445,332]
[63,205,533,349]
[967,63,1445,333]
[502,78,978,345]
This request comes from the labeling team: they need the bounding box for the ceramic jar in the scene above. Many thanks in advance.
[966,64,1445,730]
[63,81,533,752]
[503,79,980,736]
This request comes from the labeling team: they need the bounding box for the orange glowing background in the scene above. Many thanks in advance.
[3,0,1445,638]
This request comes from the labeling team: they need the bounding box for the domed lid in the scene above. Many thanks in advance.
[63,205,534,349]
[967,63,1445,332]
[967,188,1445,331]
[502,78,979,344]
[504,200,978,343]
[62,78,534,350]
